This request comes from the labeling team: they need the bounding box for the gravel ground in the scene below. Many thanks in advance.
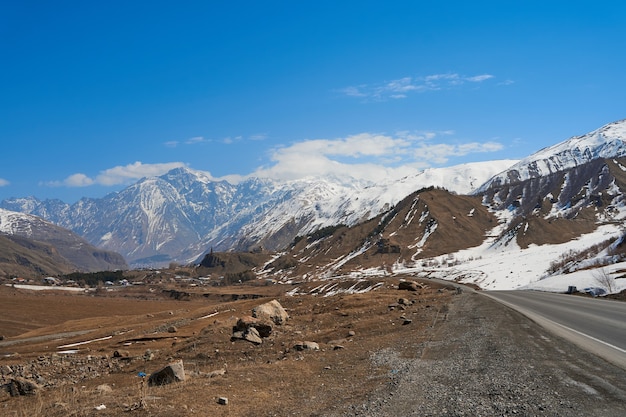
[330,292,626,417]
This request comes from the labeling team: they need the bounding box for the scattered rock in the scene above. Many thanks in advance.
[167,326,178,333]
[143,349,155,361]
[347,330,356,337]
[94,404,107,411]
[235,315,272,338]
[398,281,422,291]
[232,326,263,345]
[294,341,320,351]
[218,397,229,405]
[206,368,226,378]
[148,360,185,386]
[388,303,406,311]
[96,384,112,394]
[113,350,129,358]
[252,300,289,325]
[328,339,348,349]
[6,377,40,396]
[398,298,411,305]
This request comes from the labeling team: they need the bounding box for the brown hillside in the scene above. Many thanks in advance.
[265,188,497,280]
[0,234,75,278]
[197,251,272,282]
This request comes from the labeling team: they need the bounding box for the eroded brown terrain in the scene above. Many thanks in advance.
[0,278,454,416]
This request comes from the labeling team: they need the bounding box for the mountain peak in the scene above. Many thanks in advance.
[478,118,626,191]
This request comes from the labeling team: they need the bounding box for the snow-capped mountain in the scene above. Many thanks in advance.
[477,119,626,223]
[1,161,514,266]
[4,118,626,293]
[255,119,626,292]
[0,208,128,272]
[478,119,626,191]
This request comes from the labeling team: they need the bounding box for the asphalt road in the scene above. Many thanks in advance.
[483,290,626,369]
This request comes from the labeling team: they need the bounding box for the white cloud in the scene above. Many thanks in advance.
[339,86,367,97]
[48,161,188,188]
[413,141,504,164]
[64,173,95,187]
[341,72,495,100]
[169,134,268,148]
[185,136,208,145]
[466,74,494,82]
[0,178,9,187]
[95,162,188,186]
[251,132,504,182]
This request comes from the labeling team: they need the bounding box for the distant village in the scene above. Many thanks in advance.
[2,268,251,291]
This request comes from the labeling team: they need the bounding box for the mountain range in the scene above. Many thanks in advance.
[0,161,515,267]
[2,119,626,290]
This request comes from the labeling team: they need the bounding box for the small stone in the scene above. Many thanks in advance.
[398,281,422,291]
[113,350,129,358]
[167,326,177,333]
[207,368,226,378]
[294,341,320,351]
[96,384,113,394]
[218,397,229,405]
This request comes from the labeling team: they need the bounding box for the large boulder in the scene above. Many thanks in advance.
[148,360,185,386]
[235,315,273,338]
[231,326,263,345]
[252,300,288,325]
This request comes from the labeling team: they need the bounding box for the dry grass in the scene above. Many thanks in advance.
[0,277,455,416]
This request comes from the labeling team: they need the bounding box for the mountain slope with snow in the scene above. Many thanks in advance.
[3,119,626,293]
[0,208,128,272]
[1,161,515,266]
[478,119,626,191]
[257,119,626,292]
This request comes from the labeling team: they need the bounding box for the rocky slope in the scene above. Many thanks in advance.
[476,120,626,250]
[262,187,498,281]
[0,234,76,278]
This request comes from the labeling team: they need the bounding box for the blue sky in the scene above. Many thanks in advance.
[1,1,625,202]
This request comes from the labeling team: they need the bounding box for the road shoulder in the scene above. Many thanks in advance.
[339,292,626,416]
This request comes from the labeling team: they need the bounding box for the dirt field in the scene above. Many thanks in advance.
[0,277,454,416]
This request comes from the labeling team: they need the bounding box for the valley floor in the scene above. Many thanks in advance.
[1,280,625,416]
